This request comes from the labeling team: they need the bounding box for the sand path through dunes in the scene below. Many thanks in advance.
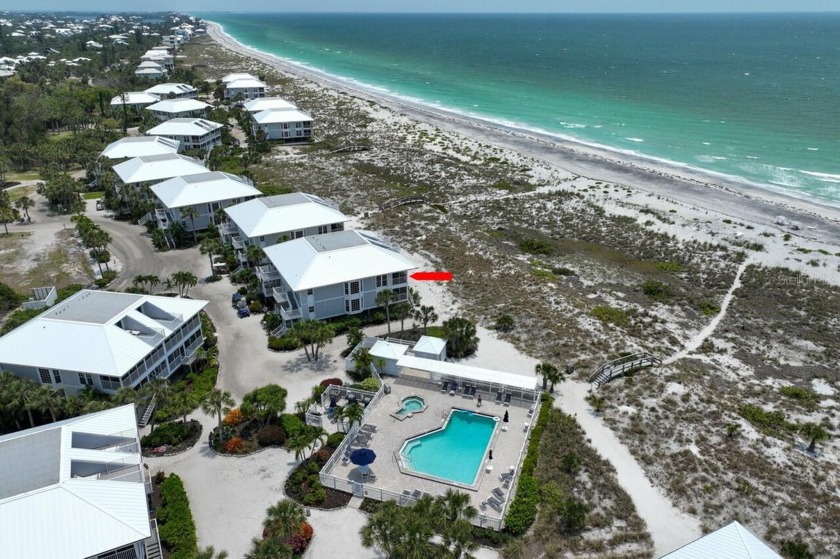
[555,382,703,555]
[664,260,749,365]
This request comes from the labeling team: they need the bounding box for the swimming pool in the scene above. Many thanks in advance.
[400,410,496,486]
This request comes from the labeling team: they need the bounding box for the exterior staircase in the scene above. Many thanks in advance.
[589,352,662,388]
[137,397,156,428]
[137,212,153,227]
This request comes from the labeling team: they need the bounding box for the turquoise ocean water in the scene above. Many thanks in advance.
[204,13,840,205]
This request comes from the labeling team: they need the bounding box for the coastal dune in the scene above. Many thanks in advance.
[206,21,840,246]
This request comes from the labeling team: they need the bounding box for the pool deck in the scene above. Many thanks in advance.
[323,376,536,524]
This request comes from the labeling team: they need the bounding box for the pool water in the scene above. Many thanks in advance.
[400,410,496,485]
[400,397,424,414]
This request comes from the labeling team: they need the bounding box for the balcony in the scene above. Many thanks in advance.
[272,286,288,303]
[220,222,237,235]
[278,305,302,321]
[231,236,245,250]
[257,265,281,282]
[154,209,169,229]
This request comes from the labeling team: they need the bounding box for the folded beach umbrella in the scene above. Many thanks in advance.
[350,448,377,466]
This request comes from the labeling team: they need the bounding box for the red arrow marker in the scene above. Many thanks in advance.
[410,271,453,282]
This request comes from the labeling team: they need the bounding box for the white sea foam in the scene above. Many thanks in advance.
[625,137,644,142]
[702,142,711,145]
[807,147,820,151]
[800,170,840,183]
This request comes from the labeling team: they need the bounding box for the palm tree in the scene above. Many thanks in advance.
[246,243,264,268]
[340,402,365,432]
[34,386,65,423]
[171,271,198,297]
[414,305,438,335]
[200,388,235,431]
[801,423,830,454]
[391,302,412,334]
[375,289,398,337]
[180,206,199,244]
[14,195,34,220]
[408,286,421,307]
[534,362,556,391]
[288,435,309,462]
[545,363,563,392]
[169,391,195,424]
[111,387,139,406]
[133,274,147,293]
[305,426,329,458]
[195,546,229,559]
[16,379,40,428]
[200,236,222,278]
[244,536,292,559]
[140,378,174,431]
[146,274,160,294]
[263,499,306,538]
[0,206,15,234]
[360,500,401,557]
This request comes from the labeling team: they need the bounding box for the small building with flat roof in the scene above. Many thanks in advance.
[100,136,181,160]
[260,230,416,330]
[222,192,349,269]
[146,118,223,152]
[150,171,261,235]
[0,405,161,559]
[0,290,208,395]
[145,98,210,121]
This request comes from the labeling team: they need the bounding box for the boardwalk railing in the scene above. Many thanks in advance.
[378,195,430,211]
[589,352,662,388]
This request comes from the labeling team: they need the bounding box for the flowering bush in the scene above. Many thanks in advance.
[300,522,314,541]
[319,377,343,388]
[289,534,309,554]
[313,449,332,467]
[224,408,244,426]
[223,437,245,454]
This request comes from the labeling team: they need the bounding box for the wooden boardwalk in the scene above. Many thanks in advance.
[589,352,662,388]
[378,195,430,211]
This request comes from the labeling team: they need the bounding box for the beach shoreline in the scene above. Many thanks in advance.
[205,21,840,245]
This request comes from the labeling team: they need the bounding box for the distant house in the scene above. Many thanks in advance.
[224,78,267,101]
[260,230,416,330]
[0,405,162,559]
[150,171,261,235]
[137,60,165,73]
[112,153,208,190]
[222,193,349,269]
[662,521,781,558]
[146,118,223,152]
[160,35,181,49]
[145,82,198,99]
[221,72,259,83]
[140,50,173,71]
[85,40,103,49]
[134,67,164,80]
[100,136,181,160]
[110,91,160,109]
[252,108,313,142]
[145,98,210,121]
[0,290,208,395]
[242,96,298,113]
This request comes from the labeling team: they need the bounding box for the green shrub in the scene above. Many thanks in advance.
[94,270,117,287]
[494,314,515,332]
[141,422,190,447]
[698,301,721,316]
[551,267,575,276]
[655,261,683,273]
[779,386,819,404]
[0,308,42,335]
[641,280,670,299]
[780,538,815,559]
[591,306,627,326]
[248,300,264,313]
[518,238,553,256]
[326,432,345,449]
[0,282,24,312]
[281,414,305,439]
[738,404,791,434]
[157,474,198,559]
[354,377,380,392]
[257,425,287,447]
[268,334,300,351]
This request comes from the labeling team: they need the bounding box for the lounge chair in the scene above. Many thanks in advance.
[486,495,503,511]
[449,382,458,395]
[494,392,503,404]
[341,455,350,465]
[504,393,512,406]
[499,470,514,482]
[492,487,507,502]
[411,489,424,499]
[361,424,378,433]
[440,381,449,393]
[502,475,513,489]
[461,384,471,398]
[469,386,477,399]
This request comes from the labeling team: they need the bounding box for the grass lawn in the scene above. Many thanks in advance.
[83,191,104,200]
[5,171,42,183]
[8,185,37,202]
[47,130,73,142]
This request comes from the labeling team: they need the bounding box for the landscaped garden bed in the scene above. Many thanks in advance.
[284,455,352,509]
[141,420,202,457]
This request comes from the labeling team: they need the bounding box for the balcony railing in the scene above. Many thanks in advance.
[278,305,302,321]
[144,519,163,559]
[272,286,288,303]
[220,222,237,235]
[257,265,281,282]
[231,237,245,250]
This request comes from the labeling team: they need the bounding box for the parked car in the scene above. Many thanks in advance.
[231,293,242,307]
[238,307,250,318]
[95,200,104,211]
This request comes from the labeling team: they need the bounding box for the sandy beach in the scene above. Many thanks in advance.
[206,21,840,247]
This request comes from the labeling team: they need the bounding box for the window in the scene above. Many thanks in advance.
[331,223,343,232]
[344,281,360,295]
[392,271,407,284]
[259,236,265,243]
[351,299,361,312]
[376,274,388,288]
[79,373,94,386]
[39,368,51,384]
[308,306,315,313]
[51,370,62,384]
[345,300,349,312]
[294,230,304,239]
[307,289,314,296]
[317,225,328,235]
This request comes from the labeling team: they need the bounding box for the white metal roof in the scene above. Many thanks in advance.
[224,192,349,238]
[0,405,151,559]
[370,340,410,361]
[137,60,163,70]
[242,96,297,113]
[145,98,209,114]
[264,230,416,292]
[396,355,540,392]
[0,290,207,376]
[145,82,196,96]
[135,67,164,76]
[147,118,222,137]
[100,136,180,159]
[113,153,208,185]
[226,78,267,89]
[109,91,159,106]
[253,108,313,125]
[413,336,447,356]
[662,521,782,559]
[222,72,258,83]
[150,171,260,209]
